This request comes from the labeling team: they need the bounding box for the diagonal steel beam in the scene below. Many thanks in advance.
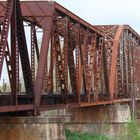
[34,12,54,114]
[109,25,124,99]
[0,0,13,79]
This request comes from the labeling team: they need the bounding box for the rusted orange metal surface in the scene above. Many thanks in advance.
[0,1,139,115]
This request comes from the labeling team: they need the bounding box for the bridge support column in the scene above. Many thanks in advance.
[0,117,66,140]
[65,103,131,139]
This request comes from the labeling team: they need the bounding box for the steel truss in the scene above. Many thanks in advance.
[0,1,139,114]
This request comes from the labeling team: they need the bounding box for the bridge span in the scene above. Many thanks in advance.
[0,0,139,115]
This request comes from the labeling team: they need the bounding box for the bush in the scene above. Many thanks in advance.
[65,129,112,140]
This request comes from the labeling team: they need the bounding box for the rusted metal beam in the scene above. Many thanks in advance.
[86,33,97,102]
[54,2,103,36]
[31,25,35,83]
[16,0,34,95]
[11,0,17,105]
[0,1,139,114]
[0,105,34,113]
[0,0,13,79]
[109,25,124,99]
[34,14,54,114]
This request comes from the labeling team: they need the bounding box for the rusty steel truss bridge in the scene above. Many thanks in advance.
[0,0,139,115]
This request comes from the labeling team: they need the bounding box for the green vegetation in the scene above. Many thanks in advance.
[66,120,140,140]
[66,130,112,140]
[127,120,140,140]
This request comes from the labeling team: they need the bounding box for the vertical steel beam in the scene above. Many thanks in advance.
[31,25,35,83]
[63,17,69,102]
[16,41,19,93]
[117,49,123,96]
[102,40,110,96]
[50,32,54,93]
[122,33,127,96]
[11,0,17,105]
[94,38,103,101]
[76,31,80,103]
[46,27,55,93]
[82,31,88,98]
[78,31,87,101]
[86,33,97,102]
[68,39,76,95]
[55,33,66,99]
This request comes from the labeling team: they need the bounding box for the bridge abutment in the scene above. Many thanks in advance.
[0,103,137,140]
[65,103,131,139]
[0,117,66,140]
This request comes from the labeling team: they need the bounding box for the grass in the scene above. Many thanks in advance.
[127,120,140,140]
[66,129,112,140]
[66,120,140,140]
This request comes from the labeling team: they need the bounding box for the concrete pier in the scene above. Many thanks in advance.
[0,103,136,140]
[0,117,66,140]
[65,103,131,139]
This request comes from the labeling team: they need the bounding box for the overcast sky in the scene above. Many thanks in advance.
[55,0,140,34]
